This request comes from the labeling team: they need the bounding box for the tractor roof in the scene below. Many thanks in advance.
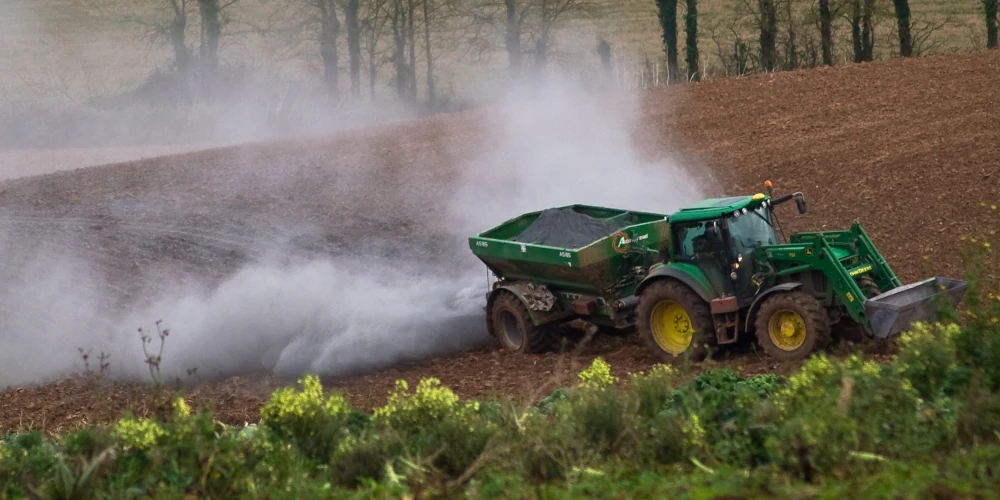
[669,193,768,223]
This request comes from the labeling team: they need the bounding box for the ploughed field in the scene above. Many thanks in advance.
[1,50,998,434]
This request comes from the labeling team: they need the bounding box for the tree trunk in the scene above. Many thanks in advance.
[318,0,341,99]
[504,0,522,79]
[892,0,913,56]
[862,0,874,61]
[655,0,679,83]
[819,0,833,65]
[534,30,550,75]
[198,0,221,78]
[170,10,190,72]
[984,0,998,49]
[346,0,361,96]
[758,0,778,71]
[391,0,408,98]
[851,0,862,62]
[407,0,416,99]
[369,50,378,99]
[685,0,699,81]
[785,0,798,69]
[422,0,434,105]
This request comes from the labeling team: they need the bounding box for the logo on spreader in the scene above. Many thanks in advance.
[612,232,648,254]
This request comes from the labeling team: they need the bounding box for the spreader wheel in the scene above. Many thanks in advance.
[754,291,831,362]
[489,291,554,353]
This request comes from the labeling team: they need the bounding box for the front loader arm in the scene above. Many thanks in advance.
[761,238,871,329]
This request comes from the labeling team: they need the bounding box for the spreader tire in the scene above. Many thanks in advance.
[636,280,714,363]
[489,291,554,353]
[754,291,831,362]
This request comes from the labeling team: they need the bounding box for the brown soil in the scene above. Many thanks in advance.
[2,49,998,434]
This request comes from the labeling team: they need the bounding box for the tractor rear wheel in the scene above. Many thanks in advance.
[489,291,554,353]
[754,291,830,362]
[636,280,714,363]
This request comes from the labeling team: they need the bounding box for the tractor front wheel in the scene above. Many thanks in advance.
[636,280,714,363]
[754,291,830,362]
[489,291,554,353]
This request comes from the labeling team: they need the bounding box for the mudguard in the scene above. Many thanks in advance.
[635,262,718,303]
[744,282,803,331]
[485,281,574,336]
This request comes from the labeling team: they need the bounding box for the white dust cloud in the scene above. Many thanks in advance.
[73,78,711,386]
[0,9,709,388]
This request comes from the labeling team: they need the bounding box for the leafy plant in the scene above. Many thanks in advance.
[22,447,115,500]
[259,374,352,461]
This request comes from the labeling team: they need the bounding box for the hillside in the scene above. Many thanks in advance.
[1,49,998,434]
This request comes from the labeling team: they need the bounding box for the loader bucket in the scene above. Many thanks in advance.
[864,276,968,339]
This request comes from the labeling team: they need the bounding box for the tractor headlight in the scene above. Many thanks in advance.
[742,208,748,214]
[730,271,738,280]
[738,253,743,262]
[733,210,740,217]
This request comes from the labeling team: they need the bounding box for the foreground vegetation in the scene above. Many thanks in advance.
[2,237,999,498]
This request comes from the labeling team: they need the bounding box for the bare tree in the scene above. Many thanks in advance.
[758,0,778,71]
[194,0,240,90]
[169,0,193,71]
[417,0,454,105]
[390,0,413,99]
[783,0,798,69]
[986,0,999,49]
[656,0,680,83]
[505,0,524,76]
[345,0,362,96]
[198,0,223,75]
[460,0,593,82]
[850,0,862,61]
[314,0,343,97]
[891,0,912,56]
[407,0,417,97]
[818,0,833,65]
[685,0,699,81]
[530,0,598,75]
[124,0,194,72]
[361,0,392,98]
[846,0,873,62]
[861,0,874,61]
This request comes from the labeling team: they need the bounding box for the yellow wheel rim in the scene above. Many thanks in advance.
[768,309,807,351]
[650,300,694,355]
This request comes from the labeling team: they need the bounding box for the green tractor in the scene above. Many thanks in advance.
[468,182,967,362]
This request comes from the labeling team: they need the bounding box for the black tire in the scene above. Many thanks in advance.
[636,280,714,363]
[833,276,882,342]
[857,276,881,299]
[489,291,554,353]
[754,291,831,362]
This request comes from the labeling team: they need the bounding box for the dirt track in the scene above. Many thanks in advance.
[1,50,998,434]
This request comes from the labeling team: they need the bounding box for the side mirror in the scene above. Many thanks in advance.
[795,196,807,214]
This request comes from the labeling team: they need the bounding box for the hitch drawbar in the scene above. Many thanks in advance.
[863,276,968,339]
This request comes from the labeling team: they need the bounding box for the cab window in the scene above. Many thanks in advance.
[673,222,707,261]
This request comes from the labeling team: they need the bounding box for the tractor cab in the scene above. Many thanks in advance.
[663,188,806,306]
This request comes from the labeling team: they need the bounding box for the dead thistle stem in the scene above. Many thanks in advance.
[139,319,169,392]
[78,348,111,392]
